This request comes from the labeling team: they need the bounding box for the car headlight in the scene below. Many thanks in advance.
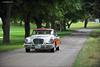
[24,38,31,44]
[49,39,54,44]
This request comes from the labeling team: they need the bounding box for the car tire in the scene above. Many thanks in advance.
[35,49,40,52]
[50,47,55,52]
[25,48,30,52]
[56,47,59,51]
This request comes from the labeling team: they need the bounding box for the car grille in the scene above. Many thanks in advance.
[33,39,44,44]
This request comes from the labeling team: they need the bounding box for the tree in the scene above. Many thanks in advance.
[58,0,82,29]
[24,13,30,38]
[0,0,84,44]
[81,0,100,28]
[0,1,13,44]
[12,0,33,38]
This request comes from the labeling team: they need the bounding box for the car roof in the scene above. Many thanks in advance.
[33,28,53,30]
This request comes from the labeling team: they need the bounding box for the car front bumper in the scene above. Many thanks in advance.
[24,43,54,50]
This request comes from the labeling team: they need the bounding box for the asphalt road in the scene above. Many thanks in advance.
[0,29,92,67]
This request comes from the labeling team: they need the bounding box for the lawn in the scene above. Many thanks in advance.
[0,24,36,52]
[0,22,100,52]
[71,21,100,29]
[72,29,100,67]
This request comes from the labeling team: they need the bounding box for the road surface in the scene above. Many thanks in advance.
[0,29,92,67]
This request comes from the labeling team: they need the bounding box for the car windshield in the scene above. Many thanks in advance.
[32,30,51,35]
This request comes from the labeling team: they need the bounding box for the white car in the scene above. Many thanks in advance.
[24,28,60,52]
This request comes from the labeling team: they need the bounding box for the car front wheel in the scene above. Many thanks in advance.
[56,47,59,50]
[50,47,56,52]
[25,48,30,52]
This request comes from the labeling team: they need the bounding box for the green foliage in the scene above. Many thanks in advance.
[10,0,82,24]
[81,0,100,18]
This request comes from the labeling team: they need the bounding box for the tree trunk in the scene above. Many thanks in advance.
[1,4,12,44]
[66,21,72,28]
[36,22,42,28]
[46,22,50,28]
[34,17,42,28]
[84,18,88,28]
[51,21,55,29]
[68,22,72,28]
[2,16,10,44]
[24,14,30,38]
[13,18,18,24]
[19,19,23,26]
[60,20,66,31]
[63,22,66,30]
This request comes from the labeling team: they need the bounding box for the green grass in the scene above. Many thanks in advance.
[0,24,36,52]
[71,22,100,29]
[72,29,100,67]
[0,25,24,52]
[57,29,74,37]
[0,45,23,52]
[0,22,100,52]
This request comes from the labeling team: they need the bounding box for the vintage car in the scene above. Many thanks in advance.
[24,28,60,52]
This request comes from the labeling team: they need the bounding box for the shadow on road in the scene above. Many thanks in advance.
[70,29,92,37]
[26,49,59,53]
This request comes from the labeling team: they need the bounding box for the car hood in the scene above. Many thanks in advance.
[31,35,53,43]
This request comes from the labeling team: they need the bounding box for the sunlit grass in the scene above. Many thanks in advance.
[71,22,100,29]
